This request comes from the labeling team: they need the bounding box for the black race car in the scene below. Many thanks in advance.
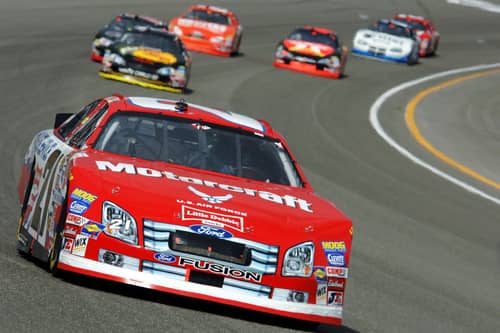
[91,13,168,62]
[99,26,192,93]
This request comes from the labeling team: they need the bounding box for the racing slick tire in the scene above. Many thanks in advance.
[407,46,419,66]
[48,199,67,276]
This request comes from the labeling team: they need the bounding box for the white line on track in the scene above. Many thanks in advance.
[369,63,500,206]
[447,0,500,13]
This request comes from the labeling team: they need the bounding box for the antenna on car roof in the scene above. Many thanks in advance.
[175,99,188,112]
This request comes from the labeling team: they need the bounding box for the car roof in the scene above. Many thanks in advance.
[189,4,232,15]
[105,95,275,137]
[393,13,429,23]
[301,26,335,35]
[119,13,166,26]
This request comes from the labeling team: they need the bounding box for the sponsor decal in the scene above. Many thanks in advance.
[71,188,97,205]
[326,266,348,278]
[66,213,87,226]
[69,199,90,215]
[34,132,59,162]
[327,291,344,306]
[81,222,105,239]
[179,257,262,282]
[313,266,327,281]
[326,252,345,267]
[177,18,227,33]
[182,205,243,232]
[316,283,327,305]
[117,67,159,81]
[321,241,346,253]
[132,49,177,64]
[327,278,345,290]
[96,161,313,213]
[189,224,233,239]
[63,238,74,252]
[154,253,177,263]
[188,185,232,204]
[72,234,89,257]
[63,225,79,237]
[176,199,247,217]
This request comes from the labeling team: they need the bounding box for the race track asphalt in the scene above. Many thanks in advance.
[1,1,499,332]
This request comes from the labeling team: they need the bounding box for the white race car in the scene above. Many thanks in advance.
[352,19,419,65]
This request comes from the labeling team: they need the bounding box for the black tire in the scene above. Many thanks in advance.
[407,47,419,66]
[48,199,67,276]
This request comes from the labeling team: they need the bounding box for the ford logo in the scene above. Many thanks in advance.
[154,253,176,263]
[189,225,233,239]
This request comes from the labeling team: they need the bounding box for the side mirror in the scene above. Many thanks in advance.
[54,113,73,129]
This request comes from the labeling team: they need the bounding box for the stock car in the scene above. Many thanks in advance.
[392,14,440,57]
[169,4,243,57]
[91,13,168,62]
[273,26,348,79]
[352,19,419,65]
[16,95,353,326]
[99,27,191,93]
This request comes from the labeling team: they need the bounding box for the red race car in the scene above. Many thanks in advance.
[392,14,440,56]
[169,5,242,57]
[273,26,348,79]
[16,95,352,326]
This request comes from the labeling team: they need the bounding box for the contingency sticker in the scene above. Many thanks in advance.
[72,234,89,257]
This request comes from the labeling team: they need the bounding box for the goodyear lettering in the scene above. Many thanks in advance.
[96,161,313,212]
[179,257,262,282]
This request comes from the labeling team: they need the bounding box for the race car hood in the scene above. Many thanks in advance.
[116,46,179,65]
[69,150,351,246]
[355,28,414,49]
[283,39,335,57]
[173,17,234,36]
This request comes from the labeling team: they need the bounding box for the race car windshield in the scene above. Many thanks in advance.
[119,32,182,54]
[110,17,162,31]
[395,20,426,31]
[370,22,413,38]
[288,29,339,48]
[93,112,304,187]
[185,9,231,25]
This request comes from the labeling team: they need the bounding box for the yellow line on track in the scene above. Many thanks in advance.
[405,68,500,190]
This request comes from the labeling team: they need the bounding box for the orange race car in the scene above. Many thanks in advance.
[168,5,243,57]
[274,26,347,79]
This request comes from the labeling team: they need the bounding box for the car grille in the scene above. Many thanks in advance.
[142,260,273,297]
[127,61,157,72]
[143,219,279,275]
[369,46,386,56]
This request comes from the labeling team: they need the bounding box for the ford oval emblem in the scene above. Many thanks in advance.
[189,225,233,239]
[154,253,176,263]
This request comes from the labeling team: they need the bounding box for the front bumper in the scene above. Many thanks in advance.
[59,251,343,325]
[98,70,184,93]
[273,60,343,79]
[352,47,409,63]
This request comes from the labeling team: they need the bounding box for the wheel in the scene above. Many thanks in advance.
[407,47,419,66]
[48,199,67,276]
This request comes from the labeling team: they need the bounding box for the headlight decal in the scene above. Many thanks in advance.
[282,241,314,277]
[102,201,138,244]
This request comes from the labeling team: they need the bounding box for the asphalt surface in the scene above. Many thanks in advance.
[1,1,499,332]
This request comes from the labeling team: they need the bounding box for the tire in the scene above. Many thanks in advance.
[407,47,419,66]
[48,199,67,276]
